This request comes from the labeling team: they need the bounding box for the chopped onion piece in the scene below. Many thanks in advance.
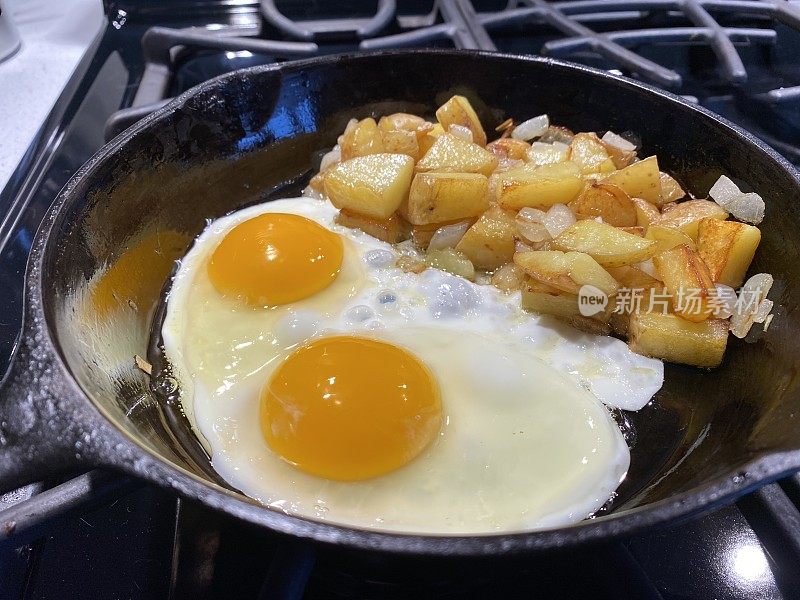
[448,124,474,142]
[543,204,576,238]
[516,219,550,243]
[708,175,765,225]
[515,239,533,253]
[427,220,472,251]
[763,313,774,332]
[636,259,661,280]
[495,157,525,173]
[511,114,549,141]
[753,299,773,324]
[517,207,547,224]
[551,141,570,152]
[730,273,773,338]
[491,263,525,293]
[320,145,341,172]
[713,283,737,319]
[601,131,636,152]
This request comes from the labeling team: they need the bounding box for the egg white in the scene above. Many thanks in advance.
[162,196,664,534]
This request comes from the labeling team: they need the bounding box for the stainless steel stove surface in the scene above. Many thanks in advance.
[2,1,800,598]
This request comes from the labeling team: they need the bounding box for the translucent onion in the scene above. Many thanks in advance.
[636,259,661,280]
[713,283,737,319]
[491,263,525,293]
[427,220,472,251]
[319,145,341,172]
[511,114,549,141]
[730,273,773,338]
[515,219,550,243]
[448,124,474,142]
[495,158,525,173]
[517,207,548,223]
[543,204,576,238]
[515,239,534,253]
[708,175,765,225]
[601,130,636,152]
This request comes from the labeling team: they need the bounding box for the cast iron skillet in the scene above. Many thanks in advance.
[1,50,799,555]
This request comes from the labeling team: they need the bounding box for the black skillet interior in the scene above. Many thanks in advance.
[42,51,800,527]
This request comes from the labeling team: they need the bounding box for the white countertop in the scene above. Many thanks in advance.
[0,0,104,191]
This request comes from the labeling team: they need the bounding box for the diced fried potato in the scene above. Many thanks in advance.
[514,250,619,297]
[601,140,637,169]
[455,206,517,269]
[486,138,530,160]
[308,172,326,195]
[418,123,444,155]
[416,133,498,176]
[335,209,407,244]
[521,278,582,319]
[495,162,584,210]
[551,219,657,267]
[567,133,616,174]
[622,226,645,236]
[324,153,415,220]
[435,95,487,146]
[340,118,385,160]
[696,217,761,287]
[605,265,662,290]
[425,248,475,280]
[653,199,728,239]
[381,129,420,160]
[601,155,661,204]
[659,172,686,203]
[628,312,728,368]
[526,142,568,167]
[645,223,697,253]
[568,182,637,226]
[410,222,440,250]
[491,263,525,292]
[378,113,427,133]
[402,172,489,225]
[660,202,678,213]
[652,244,716,322]
[632,197,660,227]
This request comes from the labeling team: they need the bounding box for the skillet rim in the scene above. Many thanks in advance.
[36,49,800,555]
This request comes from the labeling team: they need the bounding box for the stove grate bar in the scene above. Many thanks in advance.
[260,0,396,40]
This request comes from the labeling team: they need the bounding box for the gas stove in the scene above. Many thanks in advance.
[2,2,800,598]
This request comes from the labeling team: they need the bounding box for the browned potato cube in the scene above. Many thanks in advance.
[486,138,531,160]
[601,156,662,204]
[382,129,420,161]
[568,181,637,226]
[417,122,444,156]
[632,197,660,227]
[495,162,584,210]
[416,132,498,176]
[696,217,761,287]
[567,133,616,174]
[659,172,686,203]
[491,263,526,292]
[605,265,662,290]
[335,209,407,244]
[378,113,427,133]
[324,153,415,220]
[652,244,716,322]
[622,226,645,236]
[552,219,657,267]
[521,278,582,319]
[340,117,385,160]
[435,95,487,146]
[402,172,489,225]
[628,312,728,368]
[645,224,697,253]
[654,199,728,239]
[514,250,619,297]
[455,206,517,269]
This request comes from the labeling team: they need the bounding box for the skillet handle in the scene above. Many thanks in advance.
[0,334,102,493]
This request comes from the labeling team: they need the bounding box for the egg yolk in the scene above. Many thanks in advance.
[208,213,343,306]
[261,336,442,481]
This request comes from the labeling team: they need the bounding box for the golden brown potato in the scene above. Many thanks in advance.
[335,209,407,244]
[455,206,517,270]
[340,117,385,160]
[521,278,582,319]
[632,197,660,227]
[425,248,475,280]
[601,139,637,169]
[628,312,728,368]
[659,171,686,203]
[568,181,637,226]
[381,129,420,160]
[514,250,619,297]
[552,219,658,267]
[567,133,616,174]
[645,223,697,254]
[696,217,761,287]
[416,132,498,176]
[495,162,584,210]
[622,226,645,236]
[435,95,487,146]
[601,155,661,204]
[605,264,662,290]
[417,122,444,156]
[378,113,427,133]
[653,199,728,239]
[402,172,489,225]
[652,244,716,322]
[324,153,415,220]
[486,138,531,160]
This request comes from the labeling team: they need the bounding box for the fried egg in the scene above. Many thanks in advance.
[161,196,663,534]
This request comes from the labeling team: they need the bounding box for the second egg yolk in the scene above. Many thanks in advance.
[208,213,343,306]
[261,336,442,481]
